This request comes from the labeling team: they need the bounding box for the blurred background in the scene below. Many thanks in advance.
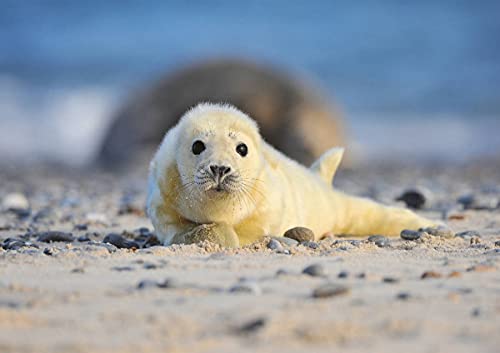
[1,0,499,166]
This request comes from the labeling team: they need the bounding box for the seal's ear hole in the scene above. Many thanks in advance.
[192,140,206,155]
[236,143,248,157]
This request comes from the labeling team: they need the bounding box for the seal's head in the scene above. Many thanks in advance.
[169,103,265,223]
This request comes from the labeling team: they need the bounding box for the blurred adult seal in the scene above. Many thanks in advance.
[96,58,346,168]
[147,103,439,247]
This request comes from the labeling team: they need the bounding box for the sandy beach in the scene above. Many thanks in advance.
[1,160,499,353]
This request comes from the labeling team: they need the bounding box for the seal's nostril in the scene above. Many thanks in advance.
[219,166,231,177]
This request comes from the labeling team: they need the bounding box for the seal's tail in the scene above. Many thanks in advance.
[310,147,344,185]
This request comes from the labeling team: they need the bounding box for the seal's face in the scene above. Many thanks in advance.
[174,106,264,222]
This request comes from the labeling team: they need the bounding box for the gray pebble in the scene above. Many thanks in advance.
[275,268,291,276]
[2,238,32,251]
[111,266,134,272]
[312,283,350,298]
[495,240,500,247]
[103,233,140,249]
[302,241,319,249]
[37,231,74,243]
[383,277,399,284]
[236,317,266,334]
[367,235,390,247]
[143,262,158,270]
[338,271,349,278]
[455,230,481,239]
[267,239,284,252]
[283,227,315,243]
[271,236,298,247]
[302,264,326,277]
[77,235,91,242]
[401,229,425,240]
[137,278,176,290]
[71,268,84,274]
[229,282,262,295]
[396,292,411,300]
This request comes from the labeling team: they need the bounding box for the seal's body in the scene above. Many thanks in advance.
[147,103,436,246]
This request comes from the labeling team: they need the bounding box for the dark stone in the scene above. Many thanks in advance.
[302,264,326,277]
[103,233,140,249]
[135,233,161,248]
[137,278,176,290]
[37,231,74,243]
[455,230,481,239]
[77,235,91,242]
[43,248,53,256]
[236,317,267,334]
[267,239,283,251]
[421,271,443,279]
[338,271,349,278]
[2,238,31,250]
[367,235,389,247]
[382,277,399,283]
[401,229,424,240]
[312,283,350,298]
[396,189,426,209]
[143,263,158,270]
[420,226,454,238]
[302,241,319,249]
[74,224,88,231]
[495,240,500,247]
[396,292,411,300]
[111,266,134,272]
[284,227,315,243]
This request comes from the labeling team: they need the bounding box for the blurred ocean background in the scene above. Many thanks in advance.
[1,1,499,165]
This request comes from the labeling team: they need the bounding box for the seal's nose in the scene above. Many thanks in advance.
[209,165,231,178]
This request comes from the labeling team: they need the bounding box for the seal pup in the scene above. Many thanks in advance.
[147,103,438,246]
[97,58,345,169]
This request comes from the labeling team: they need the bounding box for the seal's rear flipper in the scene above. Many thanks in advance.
[310,147,344,185]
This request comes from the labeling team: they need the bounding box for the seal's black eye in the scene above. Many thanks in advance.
[236,143,248,157]
[192,140,206,155]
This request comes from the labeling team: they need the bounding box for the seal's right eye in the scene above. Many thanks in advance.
[191,140,206,155]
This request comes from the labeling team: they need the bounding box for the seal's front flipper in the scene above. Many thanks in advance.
[172,223,240,248]
[310,147,344,185]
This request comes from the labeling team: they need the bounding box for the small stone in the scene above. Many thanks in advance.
[455,230,481,239]
[396,189,426,209]
[229,282,262,295]
[337,271,349,278]
[458,194,498,210]
[495,240,500,247]
[271,236,298,247]
[471,308,481,317]
[236,317,266,334]
[312,283,350,298]
[420,226,454,238]
[74,224,88,231]
[448,271,462,278]
[466,264,496,272]
[135,233,161,248]
[103,233,140,249]
[367,235,389,247]
[401,229,425,240]
[470,236,481,245]
[37,231,74,243]
[77,235,91,242]
[421,271,443,279]
[137,278,176,290]
[396,292,411,300]
[302,264,326,277]
[43,248,53,256]
[283,227,315,243]
[71,268,84,273]
[2,193,29,213]
[143,263,158,270]
[275,269,290,276]
[267,239,284,252]
[111,266,134,272]
[302,241,319,249]
[382,277,399,283]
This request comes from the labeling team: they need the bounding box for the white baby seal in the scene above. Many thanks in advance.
[147,103,439,246]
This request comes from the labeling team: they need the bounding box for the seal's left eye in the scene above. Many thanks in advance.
[192,140,206,155]
[236,143,248,157]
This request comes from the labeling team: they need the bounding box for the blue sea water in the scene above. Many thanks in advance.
[0,1,499,164]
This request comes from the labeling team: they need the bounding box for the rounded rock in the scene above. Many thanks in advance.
[312,283,350,298]
[229,282,262,295]
[37,231,74,243]
[267,239,284,252]
[103,233,140,249]
[420,226,454,238]
[284,227,315,243]
[302,264,326,277]
[396,189,426,209]
[401,229,425,241]
[367,235,390,247]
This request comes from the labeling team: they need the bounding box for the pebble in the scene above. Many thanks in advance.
[420,226,454,238]
[301,241,319,249]
[103,233,140,249]
[275,269,291,276]
[135,233,161,248]
[2,193,29,213]
[71,268,84,274]
[396,292,411,300]
[458,194,498,210]
[37,231,74,243]
[471,308,481,317]
[421,271,443,279]
[87,241,117,253]
[448,271,462,278]
[382,277,399,284]
[401,229,425,240]
[302,264,326,277]
[111,266,134,272]
[267,239,284,252]
[43,248,53,256]
[470,236,481,245]
[143,263,158,270]
[455,230,481,239]
[495,240,500,247]
[271,236,298,247]
[229,282,262,295]
[396,189,426,209]
[312,283,350,298]
[1,238,32,251]
[137,278,175,290]
[77,235,91,242]
[367,235,390,247]
[236,317,266,334]
[337,271,349,278]
[74,224,88,231]
[283,227,315,243]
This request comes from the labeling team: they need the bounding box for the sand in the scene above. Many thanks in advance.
[0,160,499,353]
